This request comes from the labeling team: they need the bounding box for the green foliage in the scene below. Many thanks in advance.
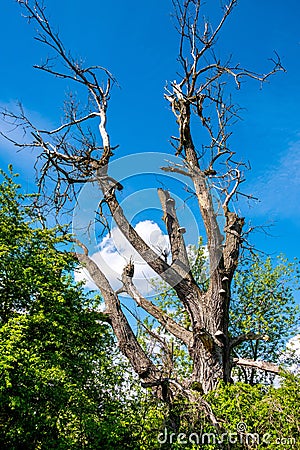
[0,168,153,449]
[139,242,300,386]
[230,253,300,383]
[204,374,300,449]
[0,167,74,324]
[132,375,300,450]
[105,375,300,450]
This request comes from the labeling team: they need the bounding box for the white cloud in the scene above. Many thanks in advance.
[273,333,300,387]
[284,334,300,374]
[75,220,170,296]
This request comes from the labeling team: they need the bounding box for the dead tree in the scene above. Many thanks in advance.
[1,0,284,421]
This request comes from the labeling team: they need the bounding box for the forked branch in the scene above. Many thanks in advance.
[120,261,193,347]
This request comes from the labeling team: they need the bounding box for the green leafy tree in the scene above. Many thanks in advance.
[152,373,300,450]
[205,374,300,450]
[230,254,300,384]
[0,168,149,449]
[137,246,299,388]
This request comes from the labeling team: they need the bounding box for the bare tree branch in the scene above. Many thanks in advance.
[233,358,281,375]
[230,332,269,350]
[157,188,190,277]
[76,252,162,383]
[120,261,193,347]
[38,112,99,135]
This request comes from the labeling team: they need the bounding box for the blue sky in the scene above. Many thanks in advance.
[0,0,299,269]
